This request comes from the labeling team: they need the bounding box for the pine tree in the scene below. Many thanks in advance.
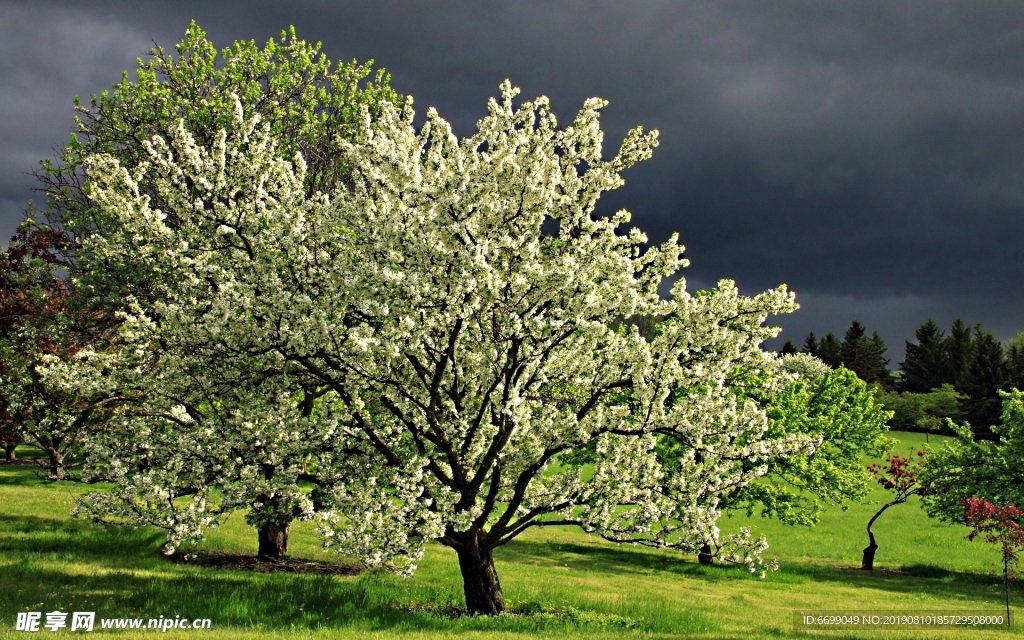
[960,329,1006,440]
[945,318,974,391]
[818,332,842,368]
[840,320,867,373]
[780,340,798,355]
[900,319,949,393]
[870,331,892,387]
[801,332,819,357]
[1006,332,1024,392]
[839,320,887,383]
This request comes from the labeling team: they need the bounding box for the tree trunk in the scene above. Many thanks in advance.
[455,537,505,615]
[862,501,895,570]
[4,443,16,461]
[861,535,878,571]
[48,452,64,480]
[257,522,289,559]
[1005,554,1013,629]
[698,543,715,565]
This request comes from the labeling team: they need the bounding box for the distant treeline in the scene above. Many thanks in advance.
[779,318,1024,440]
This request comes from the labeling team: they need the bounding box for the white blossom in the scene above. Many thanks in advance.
[68,81,821,582]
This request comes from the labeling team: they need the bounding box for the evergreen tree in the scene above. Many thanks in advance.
[945,318,974,391]
[780,340,798,355]
[801,332,819,357]
[960,329,1006,440]
[870,331,892,388]
[1006,342,1024,393]
[818,332,842,368]
[839,320,887,383]
[840,320,866,373]
[900,319,949,393]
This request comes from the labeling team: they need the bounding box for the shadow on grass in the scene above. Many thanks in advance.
[0,515,712,635]
[776,560,1020,607]
[0,464,60,487]
[0,514,164,567]
[0,562,715,635]
[3,563,412,631]
[500,538,759,581]
[499,537,1019,609]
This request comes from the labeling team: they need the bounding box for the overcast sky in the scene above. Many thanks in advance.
[2,0,1023,361]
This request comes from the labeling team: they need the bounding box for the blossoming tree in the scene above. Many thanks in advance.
[70,81,829,614]
[35,22,397,558]
[0,225,114,479]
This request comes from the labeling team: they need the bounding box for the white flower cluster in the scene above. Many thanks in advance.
[62,82,818,572]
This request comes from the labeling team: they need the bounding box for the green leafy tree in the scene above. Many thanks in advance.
[876,384,963,439]
[861,450,926,570]
[724,363,892,527]
[34,20,399,315]
[919,390,1024,524]
[901,319,949,393]
[32,21,399,557]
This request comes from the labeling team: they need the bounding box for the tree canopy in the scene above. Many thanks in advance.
[53,77,839,615]
[726,363,891,526]
[32,21,399,557]
[919,390,1024,524]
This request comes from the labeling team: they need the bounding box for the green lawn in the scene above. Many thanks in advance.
[1,432,1020,639]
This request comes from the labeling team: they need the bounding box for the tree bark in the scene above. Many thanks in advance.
[4,443,16,461]
[455,536,505,615]
[48,452,64,480]
[1005,553,1013,629]
[861,536,878,571]
[257,522,289,559]
[698,543,715,565]
[862,501,895,570]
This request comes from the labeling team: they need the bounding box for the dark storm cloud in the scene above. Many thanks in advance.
[2,0,1023,357]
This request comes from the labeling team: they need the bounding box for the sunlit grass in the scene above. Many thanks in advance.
[1,432,1021,639]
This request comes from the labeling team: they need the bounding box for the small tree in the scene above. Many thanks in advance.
[0,225,112,479]
[722,361,892,528]
[861,450,926,570]
[1006,334,1024,393]
[919,390,1024,525]
[963,498,1024,628]
[0,426,22,461]
[839,321,888,385]
[876,383,963,440]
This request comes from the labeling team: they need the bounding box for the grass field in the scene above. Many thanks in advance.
[1,431,1021,639]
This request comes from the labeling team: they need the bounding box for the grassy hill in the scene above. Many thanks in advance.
[1,431,1020,639]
